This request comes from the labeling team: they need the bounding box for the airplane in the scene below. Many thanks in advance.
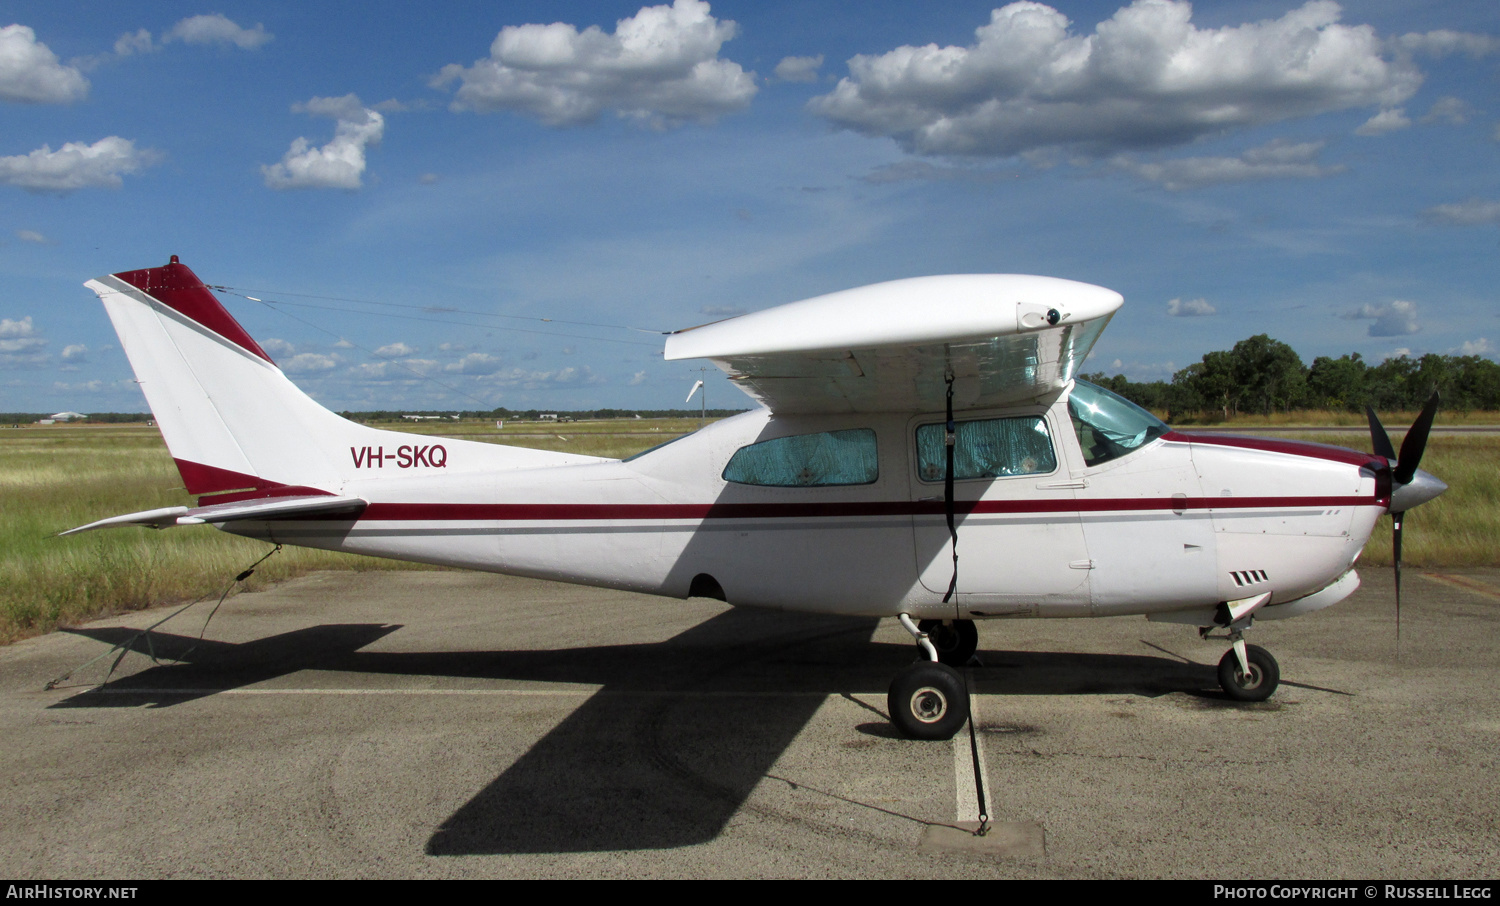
[64,256,1448,740]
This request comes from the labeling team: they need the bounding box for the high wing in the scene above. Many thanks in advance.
[663,274,1122,414]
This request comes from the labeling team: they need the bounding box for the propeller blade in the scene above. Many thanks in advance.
[1366,406,1396,462]
[1392,513,1403,654]
[1394,392,1440,486]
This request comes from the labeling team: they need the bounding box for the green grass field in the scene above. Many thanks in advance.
[2,417,1494,644]
[0,420,697,643]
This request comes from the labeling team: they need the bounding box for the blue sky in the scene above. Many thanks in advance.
[2,0,1496,413]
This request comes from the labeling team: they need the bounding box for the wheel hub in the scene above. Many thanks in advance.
[910,687,948,723]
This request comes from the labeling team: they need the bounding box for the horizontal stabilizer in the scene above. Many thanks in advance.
[61,495,368,536]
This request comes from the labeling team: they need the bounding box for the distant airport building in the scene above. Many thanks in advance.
[38,411,87,424]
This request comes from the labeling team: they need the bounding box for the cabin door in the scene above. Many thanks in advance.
[908,411,1091,616]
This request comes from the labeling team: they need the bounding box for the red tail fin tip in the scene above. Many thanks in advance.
[111,257,274,365]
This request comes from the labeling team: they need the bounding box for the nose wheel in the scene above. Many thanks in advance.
[1217,641,1280,702]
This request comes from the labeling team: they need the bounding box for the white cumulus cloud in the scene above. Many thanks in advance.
[0,137,161,193]
[1421,199,1500,226]
[1454,337,1493,357]
[474,364,603,390]
[774,55,823,83]
[164,14,272,50]
[1166,297,1216,316]
[1393,30,1499,59]
[113,29,155,57]
[0,24,89,103]
[0,315,40,341]
[15,229,49,244]
[109,15,270,61]
[58,343,87,370]
[260,338,296,358]
[1346,299,1419,337]
[1115,139,1343,190]
[445,353,505,375]
[0,315,47,367]
[349,359,439,380]
[262,94,384,190]
[432,0,757,128]
[808,0,1421,159]
[373,341,417,359]
[1355,108,1410,136]
[281,353,340,374]
[1420,96,1469,125]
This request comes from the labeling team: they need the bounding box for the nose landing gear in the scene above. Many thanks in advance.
[1217,641,1280,702]
[1203,625,1281,702]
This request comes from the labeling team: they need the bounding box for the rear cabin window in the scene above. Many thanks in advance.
[915,416,1056,482]
[722,429,878,487]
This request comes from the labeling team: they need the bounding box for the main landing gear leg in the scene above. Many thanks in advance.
[917,618,979,666]
[889,614,970,740]
[1203,625,1281,702]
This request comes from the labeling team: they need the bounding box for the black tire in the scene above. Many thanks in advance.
[917,619,979,666]
[888,661,969,740]
[1218,644,1280,702]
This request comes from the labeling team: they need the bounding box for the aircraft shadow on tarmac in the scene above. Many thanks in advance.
[55,610,1218,854]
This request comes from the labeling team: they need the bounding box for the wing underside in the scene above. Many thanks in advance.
[663,275,1121,414]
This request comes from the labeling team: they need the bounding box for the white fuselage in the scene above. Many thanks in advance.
[228,393,1384,622]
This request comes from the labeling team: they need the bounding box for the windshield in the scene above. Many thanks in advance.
[1068,380,1169,467]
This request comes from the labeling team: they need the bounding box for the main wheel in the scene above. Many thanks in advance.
[888,661,969,740]
[1217,644,1280,702]
[917,618,979,666]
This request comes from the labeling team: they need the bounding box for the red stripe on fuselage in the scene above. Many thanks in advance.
[1163,431,1381,468]
[353,495,1377,522]
[113,257,274,364]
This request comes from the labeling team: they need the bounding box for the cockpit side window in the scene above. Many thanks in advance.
[915,416,1056,482]
[722,428,878,487]
[1068,380,1170,467]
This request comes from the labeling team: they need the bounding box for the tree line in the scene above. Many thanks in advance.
[1083,334,1500,418]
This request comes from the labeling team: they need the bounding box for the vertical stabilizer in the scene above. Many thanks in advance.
[87,257,601,503]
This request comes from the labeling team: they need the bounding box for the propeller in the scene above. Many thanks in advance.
[1365,392,1446,652]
